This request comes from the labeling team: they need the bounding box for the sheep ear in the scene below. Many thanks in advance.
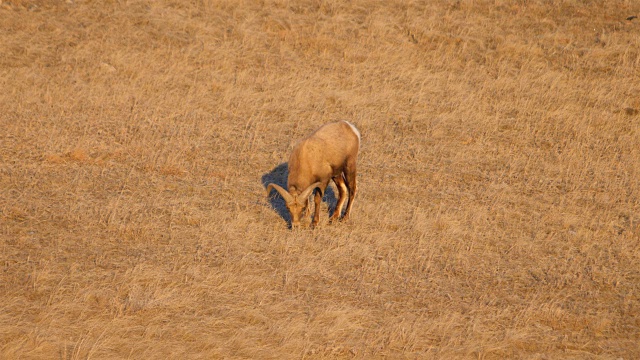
[267,183,294,203]
[299,182,322,201]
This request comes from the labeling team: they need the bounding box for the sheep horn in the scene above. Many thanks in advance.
[299,182,323,201]
[266,183,293,203]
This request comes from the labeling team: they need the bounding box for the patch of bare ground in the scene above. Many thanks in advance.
[1,0,639,358]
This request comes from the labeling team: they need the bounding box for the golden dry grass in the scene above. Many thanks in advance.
[1,0,640,358]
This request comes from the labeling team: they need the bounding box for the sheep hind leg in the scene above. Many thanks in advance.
[330,174,348,223]
[342,163,357,221]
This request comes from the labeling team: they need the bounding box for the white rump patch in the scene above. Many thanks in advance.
[344,121,361,143]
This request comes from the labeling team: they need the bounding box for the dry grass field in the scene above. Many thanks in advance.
[2,0,640,358]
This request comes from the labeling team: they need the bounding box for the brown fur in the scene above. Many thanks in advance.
[268,121,360,227]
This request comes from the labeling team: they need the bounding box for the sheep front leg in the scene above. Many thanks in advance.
[311,188,323,228]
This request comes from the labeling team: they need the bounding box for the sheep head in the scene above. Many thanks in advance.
[267,182,322,227]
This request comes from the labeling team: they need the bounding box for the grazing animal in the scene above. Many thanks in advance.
[266,121,360,228]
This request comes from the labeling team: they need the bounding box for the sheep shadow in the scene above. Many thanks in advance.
[261,162,338,227]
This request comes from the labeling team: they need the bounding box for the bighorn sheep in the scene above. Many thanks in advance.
[266,121,360,228]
